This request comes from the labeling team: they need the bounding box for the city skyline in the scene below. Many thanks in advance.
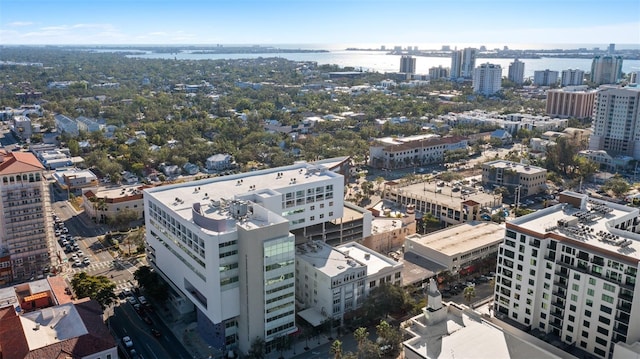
[1,0,639,46]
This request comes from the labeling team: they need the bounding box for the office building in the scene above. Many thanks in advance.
[481,160,547,197]
[508,59,525,85]
[144,162,344,355]
[404,221,503,276]
[473,63,503,95]
[629,71,640,85]
[588,87,640,158]
[428,66,449,80]
[295,241,402,328]
[609,43,615,55]
[451,48,476,79]
[546,86,597,119]
[494,191,640,358]
[82,185,146,223]
[0,151,54,285]
[561,69,585,87]
[369,135,468,170]
[591,56,623,85]
[533,70,559,86]
[400,55,416,74]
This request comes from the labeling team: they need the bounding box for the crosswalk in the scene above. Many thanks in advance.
[67,260,114,274]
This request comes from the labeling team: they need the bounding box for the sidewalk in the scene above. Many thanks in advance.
[267,333,334,359]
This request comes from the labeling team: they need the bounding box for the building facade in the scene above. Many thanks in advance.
[428,66,449,80]
[0,151,54,284]
[144,162,344,355]
[588,87,640,159]
[400,55,417,74]
[473,63,503,95]
[546,86,597,119]
[533,70,559,86]
[508,59,525,85]
[591,56,623,85]
[494,192,640,358]
[369,135,468,170]
[450,48,476,79]
[481,160,547,197]
[561,69,585,87]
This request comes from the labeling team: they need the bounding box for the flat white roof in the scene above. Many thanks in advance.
[337,242,401,275]
[375,134,440,145]
[20,303,87,351]
[296,241,364,278]
[407,221,504,256]
[483,160,546,175]
[145,162,341,222]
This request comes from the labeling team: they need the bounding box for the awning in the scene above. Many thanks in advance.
[23,292,49,302]
[297,307,326,327]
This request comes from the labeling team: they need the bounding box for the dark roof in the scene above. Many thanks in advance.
[0,307,30,359]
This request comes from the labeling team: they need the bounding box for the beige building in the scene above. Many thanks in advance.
[481,160,547,197]
[404,221,503,276]
[82,185,146,223]
[546,86,597,119]
[362,201,416,253]
[369,135,468,170]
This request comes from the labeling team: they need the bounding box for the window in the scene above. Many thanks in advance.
[589,278,596,285]
[600,305,612,314]
[599,316,611,325]
[603,283,615,292]
[583,320,590,328]
[597,326,609,336]
[602,294,614,304]
[572,284,579,291]
[581,330,589,338]
[570,294,578,302]
[587,289,594,296]
[585,310,592,318]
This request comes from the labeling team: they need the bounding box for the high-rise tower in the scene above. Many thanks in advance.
[508,59,525,85]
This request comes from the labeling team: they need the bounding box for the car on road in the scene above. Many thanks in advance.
[82,257,90,266]
[133,303,143,314]
[122,336,133,348]
[151,328,161,337]
[126,296,137,305]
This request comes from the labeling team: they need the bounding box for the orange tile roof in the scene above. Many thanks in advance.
[0,151,43,175]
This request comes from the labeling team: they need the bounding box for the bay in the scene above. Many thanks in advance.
[127,50,640,80]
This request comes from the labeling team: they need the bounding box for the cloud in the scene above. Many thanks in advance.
[7,21,33,27]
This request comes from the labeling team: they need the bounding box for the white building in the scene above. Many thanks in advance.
[402,279,571,359]
[508,59,525,85]
[295,241,402,327]
[368,135,468,170]
[83,185,145,223]
[473,63,502,96]
[450,48,476,80]
[11,115,32,140]
[588,86,640,159]
[591,56,623,85]
[494,191,640,358]
[144,162,344,355]
[561,69,585,87]
[533,70,559,86]
[75,116,102,133]
[206,153,233,171]
[400,55,417,74]
[53,114,78,136]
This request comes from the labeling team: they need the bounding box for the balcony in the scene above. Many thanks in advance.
[548,319,563,330]
[554,269,569,279]
[549,310,564,320]
[553,279,568,288]
[614,323,629,336]
[551,299,565,307]
[552,289,567,299]
[616,315,630,325]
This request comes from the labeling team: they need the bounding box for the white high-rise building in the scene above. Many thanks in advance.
[494,191,640,358]
[591,56,623,85]
[399,55,416,74]
[450,48,476,79]
[0,151,55,285]
[561,69,585,87]
[507,59,525,85]
[473,63,502,95]
[588,86,640,159]
[144,162,344,355]
[533,69,559,86]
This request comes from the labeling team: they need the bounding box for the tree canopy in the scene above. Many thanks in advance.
[70,272,116,309]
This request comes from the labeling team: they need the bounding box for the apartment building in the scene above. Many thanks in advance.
[451,48,477,79]
[83,185,145,223]
[508,59,525,85]
[494,191,640,358]
[295,241,402,327]
[591,56,623,85]
[561,69,585,87]
[533,70,559,86]
[400,55,417,74]
[428,66,449,80]
[588,86,640,159]
[481,160,547,197]
[0,151,54,285]
[473,63,503,95]
[546,86,597,119]
[143,162,344,355]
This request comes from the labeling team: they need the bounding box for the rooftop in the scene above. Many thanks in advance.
[21,303,88,351]
[337,242,401,276]
[0,151,44,175]
[509,191,640,263]
[390,178,499,209]
[406,221,505,256]
[296,241,365,278]
[482,160,547,174]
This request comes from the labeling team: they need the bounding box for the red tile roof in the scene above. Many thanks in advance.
[0,151,43,175]
[0,307,30,358]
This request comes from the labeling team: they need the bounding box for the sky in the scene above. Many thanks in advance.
[1,0,639,47]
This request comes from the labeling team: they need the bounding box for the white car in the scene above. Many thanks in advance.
[70,253,78,261]
[122,336,133,348]
[82,257,90,266]
[77,251,84,257]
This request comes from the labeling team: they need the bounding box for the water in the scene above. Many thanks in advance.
[126,50,640,79]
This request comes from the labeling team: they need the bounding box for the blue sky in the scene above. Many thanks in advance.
[1,0,639,46]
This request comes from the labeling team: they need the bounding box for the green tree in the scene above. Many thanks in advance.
[133,265,169,302]
[330,340,343,359]
[247,337,265,359]
[602,175,631,198]
[463,285,476,303]
[109,209,139,232]
[68,138,81,156]
[70,272,116,309]
[353,327,368,351]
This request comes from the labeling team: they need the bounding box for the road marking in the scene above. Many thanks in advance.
[145,343,159,359]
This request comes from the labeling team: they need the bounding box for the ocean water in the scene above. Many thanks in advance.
[127,50,640,79]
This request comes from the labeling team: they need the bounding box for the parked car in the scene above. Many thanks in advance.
[122,336,133,348]
[151,328,161,337]
[73,259,82,267]
[82,257,90,266]
[127,296,137,305]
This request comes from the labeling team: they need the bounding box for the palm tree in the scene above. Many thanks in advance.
[353,327,368,351]
[463,285,476,303]
[330,340,343,359]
